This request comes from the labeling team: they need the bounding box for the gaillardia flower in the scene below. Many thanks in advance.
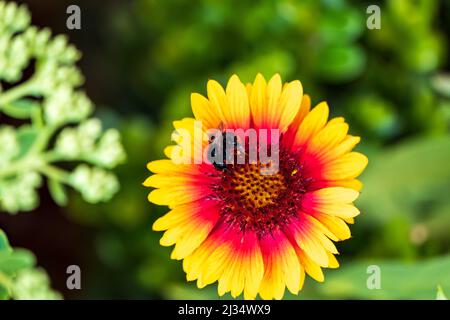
[144,74,368,300]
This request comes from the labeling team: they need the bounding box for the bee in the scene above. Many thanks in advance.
[207,124,246,171]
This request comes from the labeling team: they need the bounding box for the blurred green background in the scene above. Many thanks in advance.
[1,0,449,299]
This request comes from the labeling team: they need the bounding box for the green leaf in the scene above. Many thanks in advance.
[16,125,38,157]
[0,271,12,300]
[358,136,450,223]
[318,7,364,44]
[0,249,36,275]
[0,232,13,299]
[317,255,450,299]
[436,285,448,300]
[47,178,68,206]
[0,229,12,253]
[314,44,365,82]
[1,99,40,119]
[0,287,9,299]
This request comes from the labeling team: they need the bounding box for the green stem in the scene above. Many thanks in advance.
[28,125,58,155]
[0,155,71,185]
[0,79,37,109]
[0,156,44,179]
[0,271,12,296]
[38,165,71,185]
[42,151,63,163]
[31,107,44,129]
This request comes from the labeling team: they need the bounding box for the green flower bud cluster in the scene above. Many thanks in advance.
[0,1,29,33]
[70,165,120,204]
[43,85,92,125]
[0,1,126,213]
[55,119,126,169]
[0,2,29,82]
[0,229,61,300]
[0,125,19,166]
[34,60,83,95]
[24,27,80,63]
[0,171,42,213]
[12,268,62,300]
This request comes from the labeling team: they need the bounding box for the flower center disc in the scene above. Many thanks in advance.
[213,149,308,236]
[231,163,286,209]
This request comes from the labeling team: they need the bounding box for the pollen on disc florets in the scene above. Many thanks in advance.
[211,148,310,238]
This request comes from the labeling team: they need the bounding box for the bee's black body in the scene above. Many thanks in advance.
[207,131,244,171]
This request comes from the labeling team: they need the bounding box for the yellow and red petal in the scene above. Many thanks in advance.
[287,216,330,267]
[327,251,340,269]
[249,73,267,129]
[184,222,264,300]
[312,213,352,241]
[154,199,220,260]
[309,178,364,192]
[295,246,325,282]
[225,75,251,129]
[206,76,251,130]
[248,74,303,133]
[153,198,219,231]
[259,228,302,299]
[144,161,217,208]
[169,205,219,260]
[277,80,303,133]
[283,94,311,148]
[293,101,329,149]
[265,74,283,129]
[191,92,223,130]
[207,79,228,123]
[302,187,361,220]
[319,152,368,181]
[303,121,349,159]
